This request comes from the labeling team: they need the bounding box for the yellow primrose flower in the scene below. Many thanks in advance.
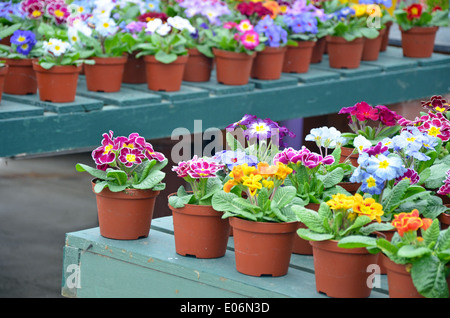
[242,174,263,195]
[275,162,293,180]
[366,4,382,17]
[326,193,355,211]
[352,193,384,222]
[262,179,274,189]
[352,4,367,17]
[223,179,237,193]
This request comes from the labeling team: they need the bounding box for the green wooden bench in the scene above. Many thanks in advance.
[1,46,450,158]
[61,216,390,298]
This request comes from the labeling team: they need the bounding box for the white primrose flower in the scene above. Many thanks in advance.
[353,135,372,154]
[156,23,171,36]
[145,18,162,33]
[44,38,71,57]
[167,16,195,33]
[95,17,118,37]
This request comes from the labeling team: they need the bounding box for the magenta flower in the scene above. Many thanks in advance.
[21,0,45,19]
[223,21,237,29]
[115,133,142,150]
[376,105,403,126]
[419,112,450,141]
[46,0,70,24]
[91,130,119,165]
[118,147,145,168]
[172,160,191,178]
[240,30,259,50]
[395,168,420,185]
[237,19,254,33]
[273,146,334,169]
[135,137,166,162]
[188,157,224,179]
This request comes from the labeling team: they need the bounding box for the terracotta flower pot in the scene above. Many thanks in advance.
[340,146,359,166]
[311,37,326,63]
[32,62,81,103]
[439,211,450,230]
[251,46,286,80]
[382,258,423,298]
[400,26,438,58]
[0,35,11,46]
[0,64,8,103]
[292,202,319,255]
[282,41,315,73]
[230,217,299,277]
[143,54,188,92]
[122,52,146,84]
[93,181,160,240]
[168,197,230,259]
[362,28,386,61]
[84,56,128,92]
[338,182,361,194]
[183,48,213,82]
[380,21,393,52]
[212,48,255,85]
[376,229,396,274]
[310,239,379,298]
[4,58,37,95]
[326,36,364,69]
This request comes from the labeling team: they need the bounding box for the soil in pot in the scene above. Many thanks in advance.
[93,182,160,240]
[213,48,255,85]
[230,217,299,277]
[84,56,128,92]
[4,58,37,95]
[400,26,438,58]
[311,239,379,298]
[282,41,315,73]
[326,36,364,69]
[168,198,230,259]
[144,55,188,91]
[251,46,286,80]
[183,48,213,82]
[32,62,81,103]
[362,28,386,61]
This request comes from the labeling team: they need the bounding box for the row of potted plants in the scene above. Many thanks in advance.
[0,0,447,100]
[76,94,450,298]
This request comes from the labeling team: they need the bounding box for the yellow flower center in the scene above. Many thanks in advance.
[379,160,389,169]
[17,36,26,42]
[366,176,377,188]
[428,126,441,137]
[32,10,42,17]
[103,144,113,155]
[126,154,136,162]
[54,9,64,18]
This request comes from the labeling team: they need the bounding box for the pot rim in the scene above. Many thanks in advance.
[32,61,82,73]
[326,35,364,44]
[5,58,36,66]
[143,54,189,64]
[310,239,372,254]
[167,192,224,217]
[212,48,256,59]
[88,55,128,65]
[229,216,299,234]
[287,40,316,48]
[91,179,160,199]
[399,25,439,34]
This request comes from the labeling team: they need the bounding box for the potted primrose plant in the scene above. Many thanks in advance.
[394,2,449,58]
[212,161,300,277]
[293,193,393,298]
[377,210,450,298]
[0,29,41,95]
[76,131,167,240]
[133,15,195,92]
[211,19,264,85]
[169,155,230,259]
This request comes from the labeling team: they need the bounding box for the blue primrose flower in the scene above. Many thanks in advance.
[10,30,37,56]
[360,172,385,195]
[365,154,406,182]
[213,150,258,170]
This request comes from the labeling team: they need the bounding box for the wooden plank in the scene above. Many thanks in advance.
[312,56,383,78]
[283,68,340,84]
[62,216,389,298]
[249,75,298,89]
[3,93,104,114]
[123,83,210,102]
[183,75,256,96]
[383,46,450,67]
[361,53,419,72]
[77,79,162,106]
[0,99,44,119]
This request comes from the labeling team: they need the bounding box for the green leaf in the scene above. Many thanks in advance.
[340,215,371,237]
[291,205,328,234]
[200,177,222,201]
[397,245,432,259]
[337,235,377,249]
[133,170,165,190]
[93,180,108,193]
[297,228,334,241]
[411,255,449,298]
[422,219,440,247]
[168,193,193,209]
[382,179,410,213]
[155,50,178,64]
[106,169,128,185]
[107,183,128,192]
[272,186,296,209]
[317,167,344,188]
[75,163,108,180]
[211,191,244,214]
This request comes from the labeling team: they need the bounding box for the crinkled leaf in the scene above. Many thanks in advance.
[133,170,165,190]
[397,245,432,259]
[272,186,296,209]
[411,255,449,298]
[297,228,334,241]
[76,163,108,180]
[337,235,377,249]
[292,205,328,234]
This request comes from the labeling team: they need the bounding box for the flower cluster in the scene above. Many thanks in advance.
[21,0,71,25]
[223,161,293,197]
[212,149,258,171]
[42,37,71,57]
[222,19,260,51]
[254,16,287,47]
[236,1,273,22]
[146,16,195,36]
[172,155,224,180]
[305,126,347,157]
[437,169,450,196]
[327,193,384,223]
[395,2,448,30]
[350,143,407,195]
[391,209,432,238]
[339,101,403,146]
[274,146,335,169]
[10,30,37,56]
[0,1,24,22]
[178,0,231,25]
[421,95,450,114]
[92,131,166,171]
[399,110,450,142]
[282,11,319,39]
